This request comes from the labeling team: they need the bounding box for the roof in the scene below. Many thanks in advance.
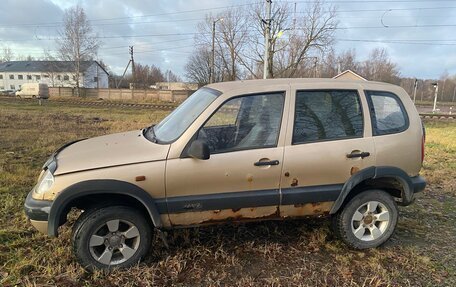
[0,61,108,75]
[332,70,367,81]
[206,77,391,93]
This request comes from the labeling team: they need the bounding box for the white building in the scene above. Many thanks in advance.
[0,61,109,90]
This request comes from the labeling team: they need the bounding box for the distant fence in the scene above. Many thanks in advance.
[49,87,195,102]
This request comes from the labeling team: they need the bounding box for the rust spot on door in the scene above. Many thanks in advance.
[135,175,146,181]
[291,178,298,187]
[351,166,360,175]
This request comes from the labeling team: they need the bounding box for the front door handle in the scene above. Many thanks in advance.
[346,151,370,159]
[254,159,280,166]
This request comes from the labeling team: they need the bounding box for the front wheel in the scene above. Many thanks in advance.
[332,190,398,249]
[72,206,152,270]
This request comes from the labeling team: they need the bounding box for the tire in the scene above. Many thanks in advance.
[332,189,398,249]
[72,205,152,270]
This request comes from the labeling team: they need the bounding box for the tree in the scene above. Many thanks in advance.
[165,70,182,82]
[194,8,250,81]
[272,0,337,78]
[57,5,100,90]
[185,0,337,81]
[1,46,14,62]
[185,48,212,85]
[359,48,400,84]
[133,63,165,88]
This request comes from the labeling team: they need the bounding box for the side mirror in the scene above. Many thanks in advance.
[188,140,210,160]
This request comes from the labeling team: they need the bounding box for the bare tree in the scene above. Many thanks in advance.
[193,8,250,81]
[359,48,400,84]
[57,5,100,90]
[185,48,212,85]
[1,46,14,62]
[133,63,166,88]
[273,0,337,78]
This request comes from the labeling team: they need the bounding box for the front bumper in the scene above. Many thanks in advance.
[24,191,52,234]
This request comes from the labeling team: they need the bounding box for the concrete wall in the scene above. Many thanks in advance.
[49,87,194,102]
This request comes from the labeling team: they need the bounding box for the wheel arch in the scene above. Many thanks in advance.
[330,166,415,214]
[48,179,163,237]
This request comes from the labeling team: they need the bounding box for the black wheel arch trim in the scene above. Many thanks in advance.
[330,166,424,214]
[47,179,163,237]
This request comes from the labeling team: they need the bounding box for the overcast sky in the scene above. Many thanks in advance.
[0,0,455,80]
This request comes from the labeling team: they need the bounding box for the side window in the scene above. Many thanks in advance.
[198,93,284,153]
[365,91,408,136]
[293,90,363,144]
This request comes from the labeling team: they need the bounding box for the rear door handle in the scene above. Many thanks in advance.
[254,160,280,166]
[346,151,370,159]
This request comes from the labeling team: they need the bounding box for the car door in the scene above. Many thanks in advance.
[279,88,376,217]
[165,91,288,226]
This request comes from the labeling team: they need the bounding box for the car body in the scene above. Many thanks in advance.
[16,83,49,99]
[0,89,16,96]
[25,78,426,269]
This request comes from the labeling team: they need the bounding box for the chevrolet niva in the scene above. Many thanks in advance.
[25,79,426,270]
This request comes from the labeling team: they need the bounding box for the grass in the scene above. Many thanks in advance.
[0,99,455,286]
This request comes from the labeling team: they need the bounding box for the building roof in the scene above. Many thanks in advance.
[206,78,391,93]
[332,70,367,81]
[0,61,108,75]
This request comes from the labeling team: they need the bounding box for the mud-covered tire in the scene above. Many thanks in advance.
[332,190,398,249]
[72,206,152,271]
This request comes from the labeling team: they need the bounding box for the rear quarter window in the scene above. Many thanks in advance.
[365,90,409,136]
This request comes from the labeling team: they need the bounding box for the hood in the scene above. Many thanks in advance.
[54,130,170,175]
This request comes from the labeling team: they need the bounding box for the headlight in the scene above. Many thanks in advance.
[35,170,54,195]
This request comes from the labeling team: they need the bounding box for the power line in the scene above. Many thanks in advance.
[336,38,456,45]
[0,2,262,28]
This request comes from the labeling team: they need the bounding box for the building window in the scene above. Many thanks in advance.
[0,75,3,79]
[94,76,98,82]
[18,75,23,80]
[10,85,15,90]
[44,75,49,78]
[292,90,364,144]
[57,75,61,80]
[9,75,14,80]
[27,75,32,80]
[64,75,69,81]
[35,75,41,80]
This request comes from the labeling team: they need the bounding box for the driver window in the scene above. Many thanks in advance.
[198,92,284,154]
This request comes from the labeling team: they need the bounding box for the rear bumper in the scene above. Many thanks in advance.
[411,175,426,194]
[24,191,51,234]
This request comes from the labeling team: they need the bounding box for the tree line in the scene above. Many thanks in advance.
[184,0,455,102]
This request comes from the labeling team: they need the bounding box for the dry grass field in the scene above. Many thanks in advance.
[0,99,455,286]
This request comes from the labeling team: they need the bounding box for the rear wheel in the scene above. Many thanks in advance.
[72,206,152,270]
[332,189,398,249]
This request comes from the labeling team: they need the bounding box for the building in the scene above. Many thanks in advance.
[0,61,109,90]
[332,70,367,81]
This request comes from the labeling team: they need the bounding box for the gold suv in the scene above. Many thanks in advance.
[25,79,426,270]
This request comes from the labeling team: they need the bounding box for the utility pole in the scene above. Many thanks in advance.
[263,0,272,79]
[129,46,135,89]
[453,85,456,102]
[412,78,418,103]
[210,18,223,84]
[432,82,439,113]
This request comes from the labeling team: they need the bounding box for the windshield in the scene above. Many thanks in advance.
[149,87,221,143]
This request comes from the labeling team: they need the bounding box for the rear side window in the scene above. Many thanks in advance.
[293,90,363,144]
[365,91,409,136]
